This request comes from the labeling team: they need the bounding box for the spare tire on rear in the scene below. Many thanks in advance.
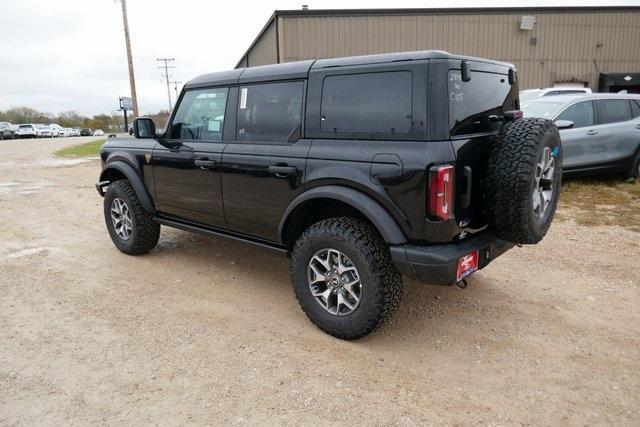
[483,118,562,244]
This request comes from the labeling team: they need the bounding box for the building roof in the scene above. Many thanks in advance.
[188,51,513,88]
[236,6,640,68]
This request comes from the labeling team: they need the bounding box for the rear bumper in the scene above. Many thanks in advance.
[390,231,514,285]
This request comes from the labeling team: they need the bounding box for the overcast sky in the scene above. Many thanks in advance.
[1,0,638,116]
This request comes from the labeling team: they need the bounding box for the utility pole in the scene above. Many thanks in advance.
[157,58,175,110]
[119,0,139,118]
[171,81,182,101]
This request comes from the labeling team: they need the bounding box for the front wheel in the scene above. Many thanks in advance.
[290,218,404,340]
[103,180,160,255]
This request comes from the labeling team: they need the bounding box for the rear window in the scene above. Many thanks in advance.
[543,90,586,96]
[449,69,517,136]
[596,99,631,124]
[19,125,32,129]
[320,71,412,135]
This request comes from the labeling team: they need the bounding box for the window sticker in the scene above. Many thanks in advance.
[240,87,248,109]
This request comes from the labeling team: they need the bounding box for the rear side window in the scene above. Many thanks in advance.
[236,81,303,142]
[630,99,640,118]
[320,71,412,135]
[595,99,631,124]
[556,101,594,128]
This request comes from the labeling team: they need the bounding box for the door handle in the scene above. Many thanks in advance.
[194,159,216,170]
[586,129,599,136]
[268,165,297,177]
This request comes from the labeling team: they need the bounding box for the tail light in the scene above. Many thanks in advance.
[428,165,455,221]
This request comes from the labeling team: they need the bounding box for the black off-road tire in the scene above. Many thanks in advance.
[484,118,563,244]
[103,180,160,255]
[626,152,640,180]
[290,218,404,340]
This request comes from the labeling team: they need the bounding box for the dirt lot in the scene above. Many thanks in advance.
[1,137,639,425]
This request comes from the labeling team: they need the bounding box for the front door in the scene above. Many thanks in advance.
[221,80,309,242]
[152,86,230,228]
[555,100,597,169]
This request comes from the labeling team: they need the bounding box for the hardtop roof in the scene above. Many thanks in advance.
[185,50,514,88]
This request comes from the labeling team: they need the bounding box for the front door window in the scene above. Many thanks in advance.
[169,88,228,141]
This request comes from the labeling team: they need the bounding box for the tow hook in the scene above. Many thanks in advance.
[456,278,468,289]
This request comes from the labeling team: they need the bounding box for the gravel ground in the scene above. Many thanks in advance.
[1,137,639,425]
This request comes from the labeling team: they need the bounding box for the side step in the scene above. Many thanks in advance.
[154,216,288,254]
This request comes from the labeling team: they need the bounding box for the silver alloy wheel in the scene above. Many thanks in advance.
[533,146,555,219]
[308,248,362,316]
[110,198,133,240]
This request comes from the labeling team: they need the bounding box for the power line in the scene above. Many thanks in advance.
[157,58,175,110]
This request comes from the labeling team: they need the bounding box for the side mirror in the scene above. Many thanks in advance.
[555,119,574,130]
[133,117,156,139]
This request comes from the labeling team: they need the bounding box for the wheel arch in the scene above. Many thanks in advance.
[279,186,408,248]
[99,160,155,213]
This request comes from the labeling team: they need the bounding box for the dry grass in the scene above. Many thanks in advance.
[557,176,640,232]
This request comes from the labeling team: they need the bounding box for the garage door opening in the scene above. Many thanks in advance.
[599,73,640,94]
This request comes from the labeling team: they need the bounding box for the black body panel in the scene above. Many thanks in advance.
[152,140,226,228]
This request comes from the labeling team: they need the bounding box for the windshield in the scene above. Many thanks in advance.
[19,124,33,129]
[521,100,566,119]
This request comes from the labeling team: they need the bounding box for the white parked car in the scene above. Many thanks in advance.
[49,124,62,137]
[17,124,38,138]
[72,128,80,136]
[93,129,104,136]
[36,125,53,138]
[519,87,592,102]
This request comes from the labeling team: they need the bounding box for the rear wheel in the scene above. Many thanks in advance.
[626,152,640,180]
[290,218,403,340]
[103,180,160,255]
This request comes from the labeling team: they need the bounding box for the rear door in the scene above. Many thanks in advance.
[591,98,638,169]
[220,80,309,241]
[152,86,230,228]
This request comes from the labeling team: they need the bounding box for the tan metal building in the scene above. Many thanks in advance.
[235,7,640,93]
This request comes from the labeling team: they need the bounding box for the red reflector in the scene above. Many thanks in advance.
[504,110,523,121]
[456,250,479,282]
[428,165,455,221]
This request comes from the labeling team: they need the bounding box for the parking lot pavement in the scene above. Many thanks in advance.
[1,138,639,424]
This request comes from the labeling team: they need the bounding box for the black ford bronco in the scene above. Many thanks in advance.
[97,51,562,340]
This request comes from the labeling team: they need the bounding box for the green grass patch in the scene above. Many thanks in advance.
[54,139,106,157]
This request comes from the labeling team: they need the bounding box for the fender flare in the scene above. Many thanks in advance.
[279,185,408,245]
[100,160,155,213]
